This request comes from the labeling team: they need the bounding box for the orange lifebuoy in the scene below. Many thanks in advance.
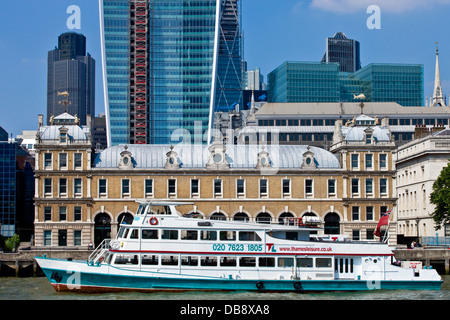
[149,217,158,225]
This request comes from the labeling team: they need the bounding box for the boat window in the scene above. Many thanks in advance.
[259,257,275,267]
[297,258,313,268]
[114,254,138,265]
[161,230,178,240]
[130,229,139,239]
[316,258,332,268]
[181,230,198,240]
[117,227,126,238]
[181,256,198,266]
[240,257,256,267]
[200,230,217,241]
[200,256,217,267]
[136,204,146,215]
[220,231,236,241]
[278,258,294,268]
[121,228,130,239]
[238,231,261,241]
[142,229,158,240]
[161,255,178,266]
[150,205,171,215]
[220,256,237,267]
[142,254,159,265]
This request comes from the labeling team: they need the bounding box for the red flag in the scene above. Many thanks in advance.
[375,209,392,237]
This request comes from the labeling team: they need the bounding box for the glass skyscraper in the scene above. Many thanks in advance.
[321,32,361,73]
[268,61,424,106]
[100,0,242,146]
[47,33,95,126]
[268,62,340,103]
[0,127,16,237]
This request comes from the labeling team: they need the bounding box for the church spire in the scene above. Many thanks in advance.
[432,42,446,107]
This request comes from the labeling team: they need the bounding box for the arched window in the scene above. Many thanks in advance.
[278,212,295,225]
[94,213,111,246]
[324,212,340,235]
[256,212,272,224]
[210,212,226,221]
[233,212,250,222]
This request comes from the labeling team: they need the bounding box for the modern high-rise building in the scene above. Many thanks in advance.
[321,32,361,73]
[47,32,95,126]
[268,61,424,106]
[100,0,243,146]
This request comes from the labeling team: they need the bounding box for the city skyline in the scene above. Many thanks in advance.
[1,0,450,137]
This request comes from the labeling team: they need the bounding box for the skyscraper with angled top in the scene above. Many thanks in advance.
[47,32,95,126]
[100,0,243,146]
[321,32,361,73]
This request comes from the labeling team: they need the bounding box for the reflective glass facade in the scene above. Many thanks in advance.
[322,32,361,73]
[101,0,242,145]
[101,0,130,145]
[352,64,424,107]
[268,62,340,103]
[0,136,16,237]
[268,62,424,106]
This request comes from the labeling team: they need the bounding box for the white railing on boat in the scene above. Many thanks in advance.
[88,239,111,264]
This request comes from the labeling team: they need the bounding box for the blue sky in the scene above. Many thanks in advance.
[1,0,450,137]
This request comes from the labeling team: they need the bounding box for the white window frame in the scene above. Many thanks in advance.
[73,178,83,198]
[74,153,83,170]
[190,178,200,198]
[144,178,154,198]
[167,178,177,198]
[350,153,359,170]
[236,178,246,198]
[44,153,53,170]
[98,179,108,198]
[327,179,336,198]
[259,178,268,198]
[59,178,68,198]
[122,178,131,198]
[379,153,388,170]
[59,153,68,170]
[305,179,314,198]
[213,178,223,198]
[44,178,53,198]
[365,153,374,170]
[282,178,291,198]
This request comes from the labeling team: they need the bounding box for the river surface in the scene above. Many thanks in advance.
[1,275,449,300]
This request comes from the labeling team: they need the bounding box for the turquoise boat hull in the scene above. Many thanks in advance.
[38,259,443,293]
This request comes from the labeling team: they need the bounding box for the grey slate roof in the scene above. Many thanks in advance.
[94,144,340,169]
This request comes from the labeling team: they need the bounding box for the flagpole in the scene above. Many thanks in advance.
[382,210,391,244]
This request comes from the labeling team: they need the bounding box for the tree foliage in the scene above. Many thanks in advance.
[430,162,450,230]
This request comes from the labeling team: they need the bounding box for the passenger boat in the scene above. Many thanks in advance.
[35,201,442,292]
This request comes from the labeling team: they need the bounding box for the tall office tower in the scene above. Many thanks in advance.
[100,0,243,146]
[47,32,95,126]
[321,32,361,73]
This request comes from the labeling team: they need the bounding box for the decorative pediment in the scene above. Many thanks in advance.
[164,145,180,169]
[301,146,317,169]
[206,141,229,170]
[256,146,271,169]
[118,145,134,169]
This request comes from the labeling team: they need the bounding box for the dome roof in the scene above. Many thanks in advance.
[94,144,340,169]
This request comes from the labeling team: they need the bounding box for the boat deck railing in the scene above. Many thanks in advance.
[88,239,111,264]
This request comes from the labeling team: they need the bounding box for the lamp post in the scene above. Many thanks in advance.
[415,217,421,246]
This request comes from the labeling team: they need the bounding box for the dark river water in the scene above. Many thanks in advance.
[1,275,449,300]
[0,275,448,320]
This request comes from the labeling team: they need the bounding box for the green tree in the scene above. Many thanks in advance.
[430,162,450,230]
[4,234,20,252]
